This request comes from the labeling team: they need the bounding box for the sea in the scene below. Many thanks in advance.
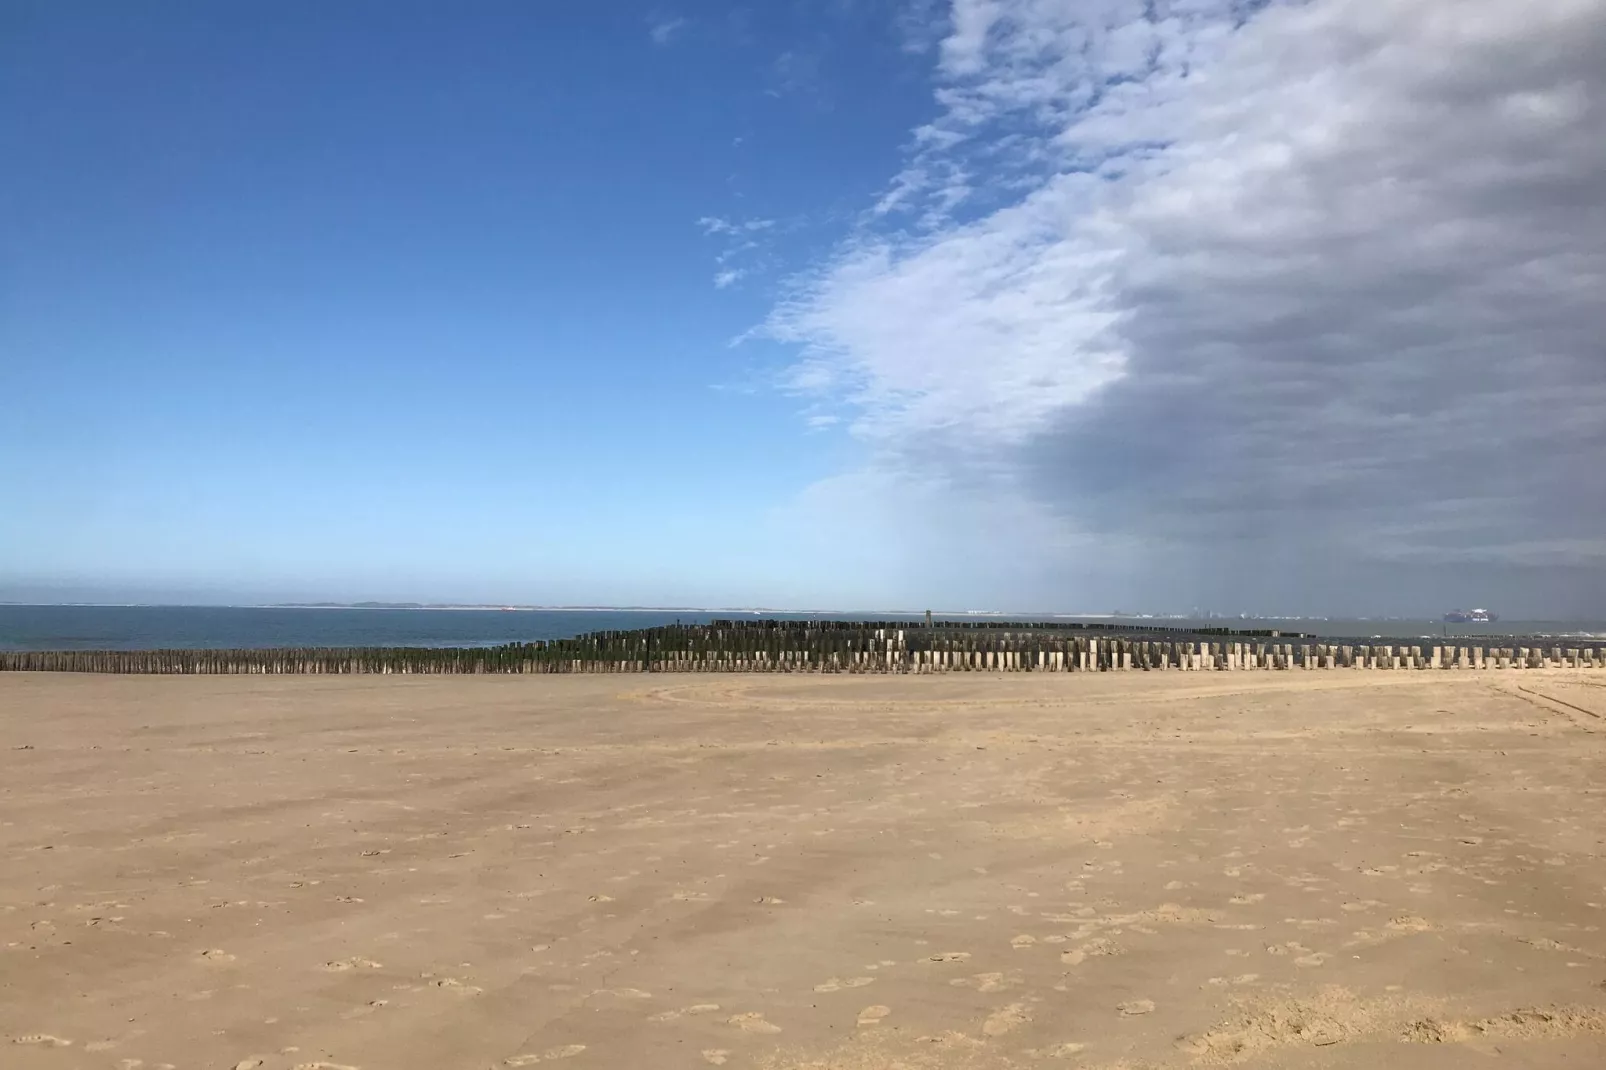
[1,604,1603,653]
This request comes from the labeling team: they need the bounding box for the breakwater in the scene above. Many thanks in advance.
[2,619,1603,674]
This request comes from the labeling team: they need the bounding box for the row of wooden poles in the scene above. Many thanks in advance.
[1,620,1602,674]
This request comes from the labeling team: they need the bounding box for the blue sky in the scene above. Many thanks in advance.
[5,1,1604,616]
[3,2,931,606]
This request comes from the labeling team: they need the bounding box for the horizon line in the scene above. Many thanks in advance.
[0,601,1586,623]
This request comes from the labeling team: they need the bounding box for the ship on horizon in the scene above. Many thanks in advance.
[1443,608,1499,623]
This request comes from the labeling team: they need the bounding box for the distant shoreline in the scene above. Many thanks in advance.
[0,602,1600,628]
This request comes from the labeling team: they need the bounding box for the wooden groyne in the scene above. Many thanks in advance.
[1,619,1603,675]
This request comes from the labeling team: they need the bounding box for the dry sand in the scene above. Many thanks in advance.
[3,670,1606,1070]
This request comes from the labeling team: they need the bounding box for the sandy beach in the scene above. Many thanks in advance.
[3,670,1605,1070]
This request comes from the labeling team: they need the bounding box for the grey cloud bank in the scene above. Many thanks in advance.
[771,0,1606,617]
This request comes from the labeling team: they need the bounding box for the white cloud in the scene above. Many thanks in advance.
[770,50,824,99]
[648,15,688,46]
[698,216,775,237]
[894,0,950,54]
[700,217,778,290]
[765,0,1606,614]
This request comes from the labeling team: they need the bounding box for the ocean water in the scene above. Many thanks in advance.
[0,604,1602,653]
[0,605,733,652]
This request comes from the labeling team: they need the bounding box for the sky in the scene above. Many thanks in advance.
[3,0,1603,617]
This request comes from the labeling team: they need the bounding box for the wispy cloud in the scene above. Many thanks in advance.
[698,216,775,237]
[893,0,950,54]
[767,49,830,104]
[648,14,688,47]
[765,0,1606,614]
[699,217,778,290]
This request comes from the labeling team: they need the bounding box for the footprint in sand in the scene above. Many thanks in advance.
[924,951,972,963]
[982,1004,1031,1037]
[857,1005,892,1027]
[701,1052,730,1066]
[1043,1042,1086,1058]
[339,999,389,1020]
[727,1012,782,1034]
[504,1044,587,1066]
[650,1003,722,1022]
[951,972,1020,993]
[540,1046,587,1061]
[1205,973,1261,988]
[1062,936,1123,966]
[1011,934,1038,948]
[1340,899,1384,913]
[14,1035,73,1048]
[322,957,383,972]
[1118,999,1156,1016]
[1385,916,1437,933]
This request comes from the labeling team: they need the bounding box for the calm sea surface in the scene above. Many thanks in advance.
[0,604,1602,652]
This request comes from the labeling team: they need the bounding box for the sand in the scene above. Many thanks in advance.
[2,670,1605,1070]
